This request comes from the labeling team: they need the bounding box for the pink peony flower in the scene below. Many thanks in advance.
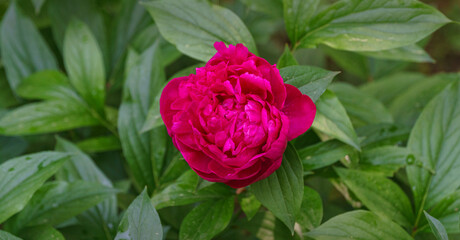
[160,42,316,188]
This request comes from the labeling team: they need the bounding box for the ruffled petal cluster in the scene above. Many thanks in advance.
[160,42,316,188]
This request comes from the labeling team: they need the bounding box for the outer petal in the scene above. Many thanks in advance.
[159,76,189,132]
[282,84,316,141]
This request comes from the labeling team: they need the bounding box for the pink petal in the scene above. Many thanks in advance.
[282,84,316,141]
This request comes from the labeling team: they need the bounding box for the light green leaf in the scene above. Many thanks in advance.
[298,140,354,171]
[0,100,99,136]
[64,20,106,113]
[0,230,22,240]
[0,152,68,224]
[277,45,298,69]
[361,72,425,106]
[55,137,118,239]
[179,197,234,240]
[356,123,410,148]
[252,143,304,234]
[360,146,411,166]
[429,191,460,233]
[118,43,166,192]
[283,0,320,43]
[424,211,449,240]
[1,1,57,90]
[280,65,339,102]
[16,70,80,101]
[312,90,361,150]
[140,91,163,133]
[18,225,64,240]
[335,168,414,227]
[143,0,257,61]
[329,83,393,127]
[76,135,121,153]
[408,82,460,216]
[307,210,412,240]
[359,44,434,63]
[115,189,162,240]
[389,73,458,127]
[297,186,323,231]
[239,192,261,221]
[298,0,450,51]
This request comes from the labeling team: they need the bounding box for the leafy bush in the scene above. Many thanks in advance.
[0,0,459,239]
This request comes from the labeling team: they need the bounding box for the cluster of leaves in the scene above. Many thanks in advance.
[0,0,459,239]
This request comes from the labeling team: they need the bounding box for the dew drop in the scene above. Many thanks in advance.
[405,154,415,165]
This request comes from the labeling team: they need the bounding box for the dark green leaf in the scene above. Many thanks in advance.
[298,140,354,171]
[76,135,121,153]
[312,90,361,150]
[239,192,261,221]
[55,137,118,238]
[283,0,319,43]
[277,45,298,69]
[16,70,80,101]
[1,2,57,90]
[31,0,46,14]
[18,225,64,240]
[306,210,412,240]
[0,136,27,164]
[359,44,434,63]
[240,0,283,18]
[115,189,162,240]
[64,20,106,113]
[360,72,425,106]
[252,143,304,233]
[235,211,300,240]
[143,0,257,61]
[356,123,410,148]
[335,168,414,227]
[0,70,19,108]
[298,0,450,51]
[408,82,460,214]
[297,186,323,231]
[329,83,393,127]
[0,100,99,136]
[322,46,369,80]
[0,152,68,223]
[280,65,339,102]
[118,43,166,192]
[179,197,234,240]
[424,211,449,240]
[0,230,22,240]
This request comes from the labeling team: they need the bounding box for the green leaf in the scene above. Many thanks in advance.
[115,189,162,240]
[0,136,27,164]
[389,73,458,127]
[140,91,163,133]
[252,143,304,234]
[279,65,339,102]
[359,44,434,63]
[6,181,117,232]
[0,152,68,223]
[240,0,283,18]
[143,0,257,62]
[179,197,234,240]
[424,211,449,240]
[76,135,121,153]
[235,211,300,240]
[356,123,411,148]
[407,82,460,216]
[64,20,106,113]
[298,140,354,171]
[360,72,425,106]
[329,83,393,127]
[118,43,166,192]
[31,0,46,14]
[297,186,323,231]
[239,192,261,221]
[298,0,450,51]
[429,191,460,233]
[335,168,414,227]
[55,137,118,238]
[0,70,19,108]
[322,46,369,80]
[0,230,22,240]
[0,100,99,136]
[312,90,361,150]
[1,1,57,90]
[18,225,64,240]
[306,210,413,240]
[283,0,320,43]
[277,45,298,69]
[152,170,233,209]
[16,70,80,101]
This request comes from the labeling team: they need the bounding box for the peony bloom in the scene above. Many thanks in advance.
[160,42,316,188]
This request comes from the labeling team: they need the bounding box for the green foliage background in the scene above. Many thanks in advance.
[0,0,459,239]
